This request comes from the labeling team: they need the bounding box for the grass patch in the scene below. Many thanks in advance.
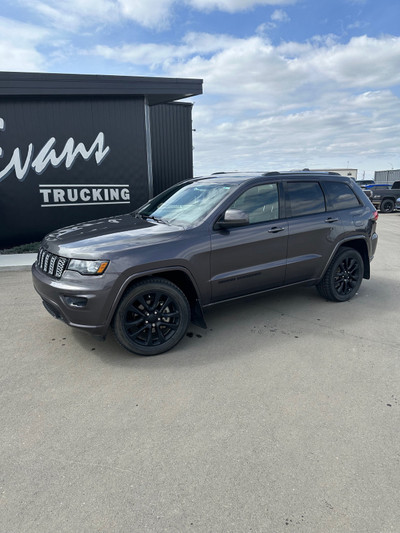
[0,242,41,254]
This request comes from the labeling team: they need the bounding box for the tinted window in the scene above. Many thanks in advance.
[286,182,325,217]
[322,181,361,210]
[230,183,279,224]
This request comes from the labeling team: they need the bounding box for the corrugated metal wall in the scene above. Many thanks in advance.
[0,94,196,247]
[150,102,193,196]
[374,169,400,182]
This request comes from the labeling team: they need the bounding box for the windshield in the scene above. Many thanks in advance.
[136,181,238,226]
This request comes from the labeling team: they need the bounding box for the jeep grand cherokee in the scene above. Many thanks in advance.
[32,171,378,355]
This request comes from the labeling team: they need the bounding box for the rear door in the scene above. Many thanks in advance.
[284,181,343,283]
[210,182,288,302]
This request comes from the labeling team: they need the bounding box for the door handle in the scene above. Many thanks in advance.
[325,217,339,223]
[268,226,285,233]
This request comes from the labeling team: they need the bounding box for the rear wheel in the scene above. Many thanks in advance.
[380,199,394,213]
[113,278,190,355]
[317,248,364,302]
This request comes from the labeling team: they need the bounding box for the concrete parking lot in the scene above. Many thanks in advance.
[1,214,399,533]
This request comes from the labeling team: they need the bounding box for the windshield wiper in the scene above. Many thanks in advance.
[144,215,169,224]
[147,215,166,223]
[133,212,170,224]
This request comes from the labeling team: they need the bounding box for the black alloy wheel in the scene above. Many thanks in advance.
[380,199,395,213]
[113,278,190,355]
[317,247,364,302]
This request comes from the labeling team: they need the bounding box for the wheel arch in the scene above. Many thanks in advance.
[109,268,207,330]
[322,238,370,280]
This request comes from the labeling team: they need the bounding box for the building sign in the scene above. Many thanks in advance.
[0,118,110,184]
[0,96,149,247]
[39,184,130,207]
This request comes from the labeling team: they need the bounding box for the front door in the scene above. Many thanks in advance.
[210,183,288,302]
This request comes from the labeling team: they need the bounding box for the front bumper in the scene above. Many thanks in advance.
[32,262,118,337]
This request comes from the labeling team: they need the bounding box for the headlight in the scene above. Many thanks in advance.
[67,259,109,275]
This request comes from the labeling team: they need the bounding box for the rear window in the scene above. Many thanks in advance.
[322,182,361,210]
[286,182,325,217]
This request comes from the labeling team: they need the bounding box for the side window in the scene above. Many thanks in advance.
[230,183,279,224]
[322,181,361,210]
[286,182,325,217]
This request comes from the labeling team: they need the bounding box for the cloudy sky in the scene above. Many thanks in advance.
[2,0,400,178]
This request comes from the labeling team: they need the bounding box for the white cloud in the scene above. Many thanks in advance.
[91,32,240,68]
[20,0,118,31]
[188,0,296,12]
[256,8,290,32]
[22,0,298,30]
[117,0,175,29]
[159,33,400,102]
[191,90,400,175]
[89,32,400,98]
[271,9,290,22]
[0,16,50,71]
[305,35,400,88]
[136,32,399,175]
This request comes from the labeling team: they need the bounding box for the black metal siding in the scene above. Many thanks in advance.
[0,73,202,248]
[150,103,194,196]
[0,72,202,105]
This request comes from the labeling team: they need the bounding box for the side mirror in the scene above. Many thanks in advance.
[216,208,249,229]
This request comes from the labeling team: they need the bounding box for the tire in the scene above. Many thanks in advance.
[380,199,395,213]
[113,278,190,355]
[317,247,364,302]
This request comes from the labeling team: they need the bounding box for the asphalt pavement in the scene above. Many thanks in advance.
[1,214,399,533]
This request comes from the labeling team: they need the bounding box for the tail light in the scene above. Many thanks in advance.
[372,210,379,221]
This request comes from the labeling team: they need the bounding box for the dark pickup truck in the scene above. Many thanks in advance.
[369,181,400,213]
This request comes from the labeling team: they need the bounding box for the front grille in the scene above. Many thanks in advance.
[37,248,68,279]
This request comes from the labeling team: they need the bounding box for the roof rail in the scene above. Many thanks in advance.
[211,171,263,175]
[262,171,280,176]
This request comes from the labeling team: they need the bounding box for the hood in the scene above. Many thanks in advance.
[42,213,184,258]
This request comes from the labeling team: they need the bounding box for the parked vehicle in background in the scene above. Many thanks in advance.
[32,171,379,356]
[395,197,400,211]
[356,180,375,187]
[362,189,373,199]
[368,181,400,213]
[364,183,392,190]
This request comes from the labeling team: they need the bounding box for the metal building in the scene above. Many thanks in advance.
[374,169,400,183]
[0,72,202,248]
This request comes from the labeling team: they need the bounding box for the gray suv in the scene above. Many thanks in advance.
[32,171,378,355]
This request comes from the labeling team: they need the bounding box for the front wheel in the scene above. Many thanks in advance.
[317,248,364,302]
[113,278,190,355]
[380,199,394,213]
